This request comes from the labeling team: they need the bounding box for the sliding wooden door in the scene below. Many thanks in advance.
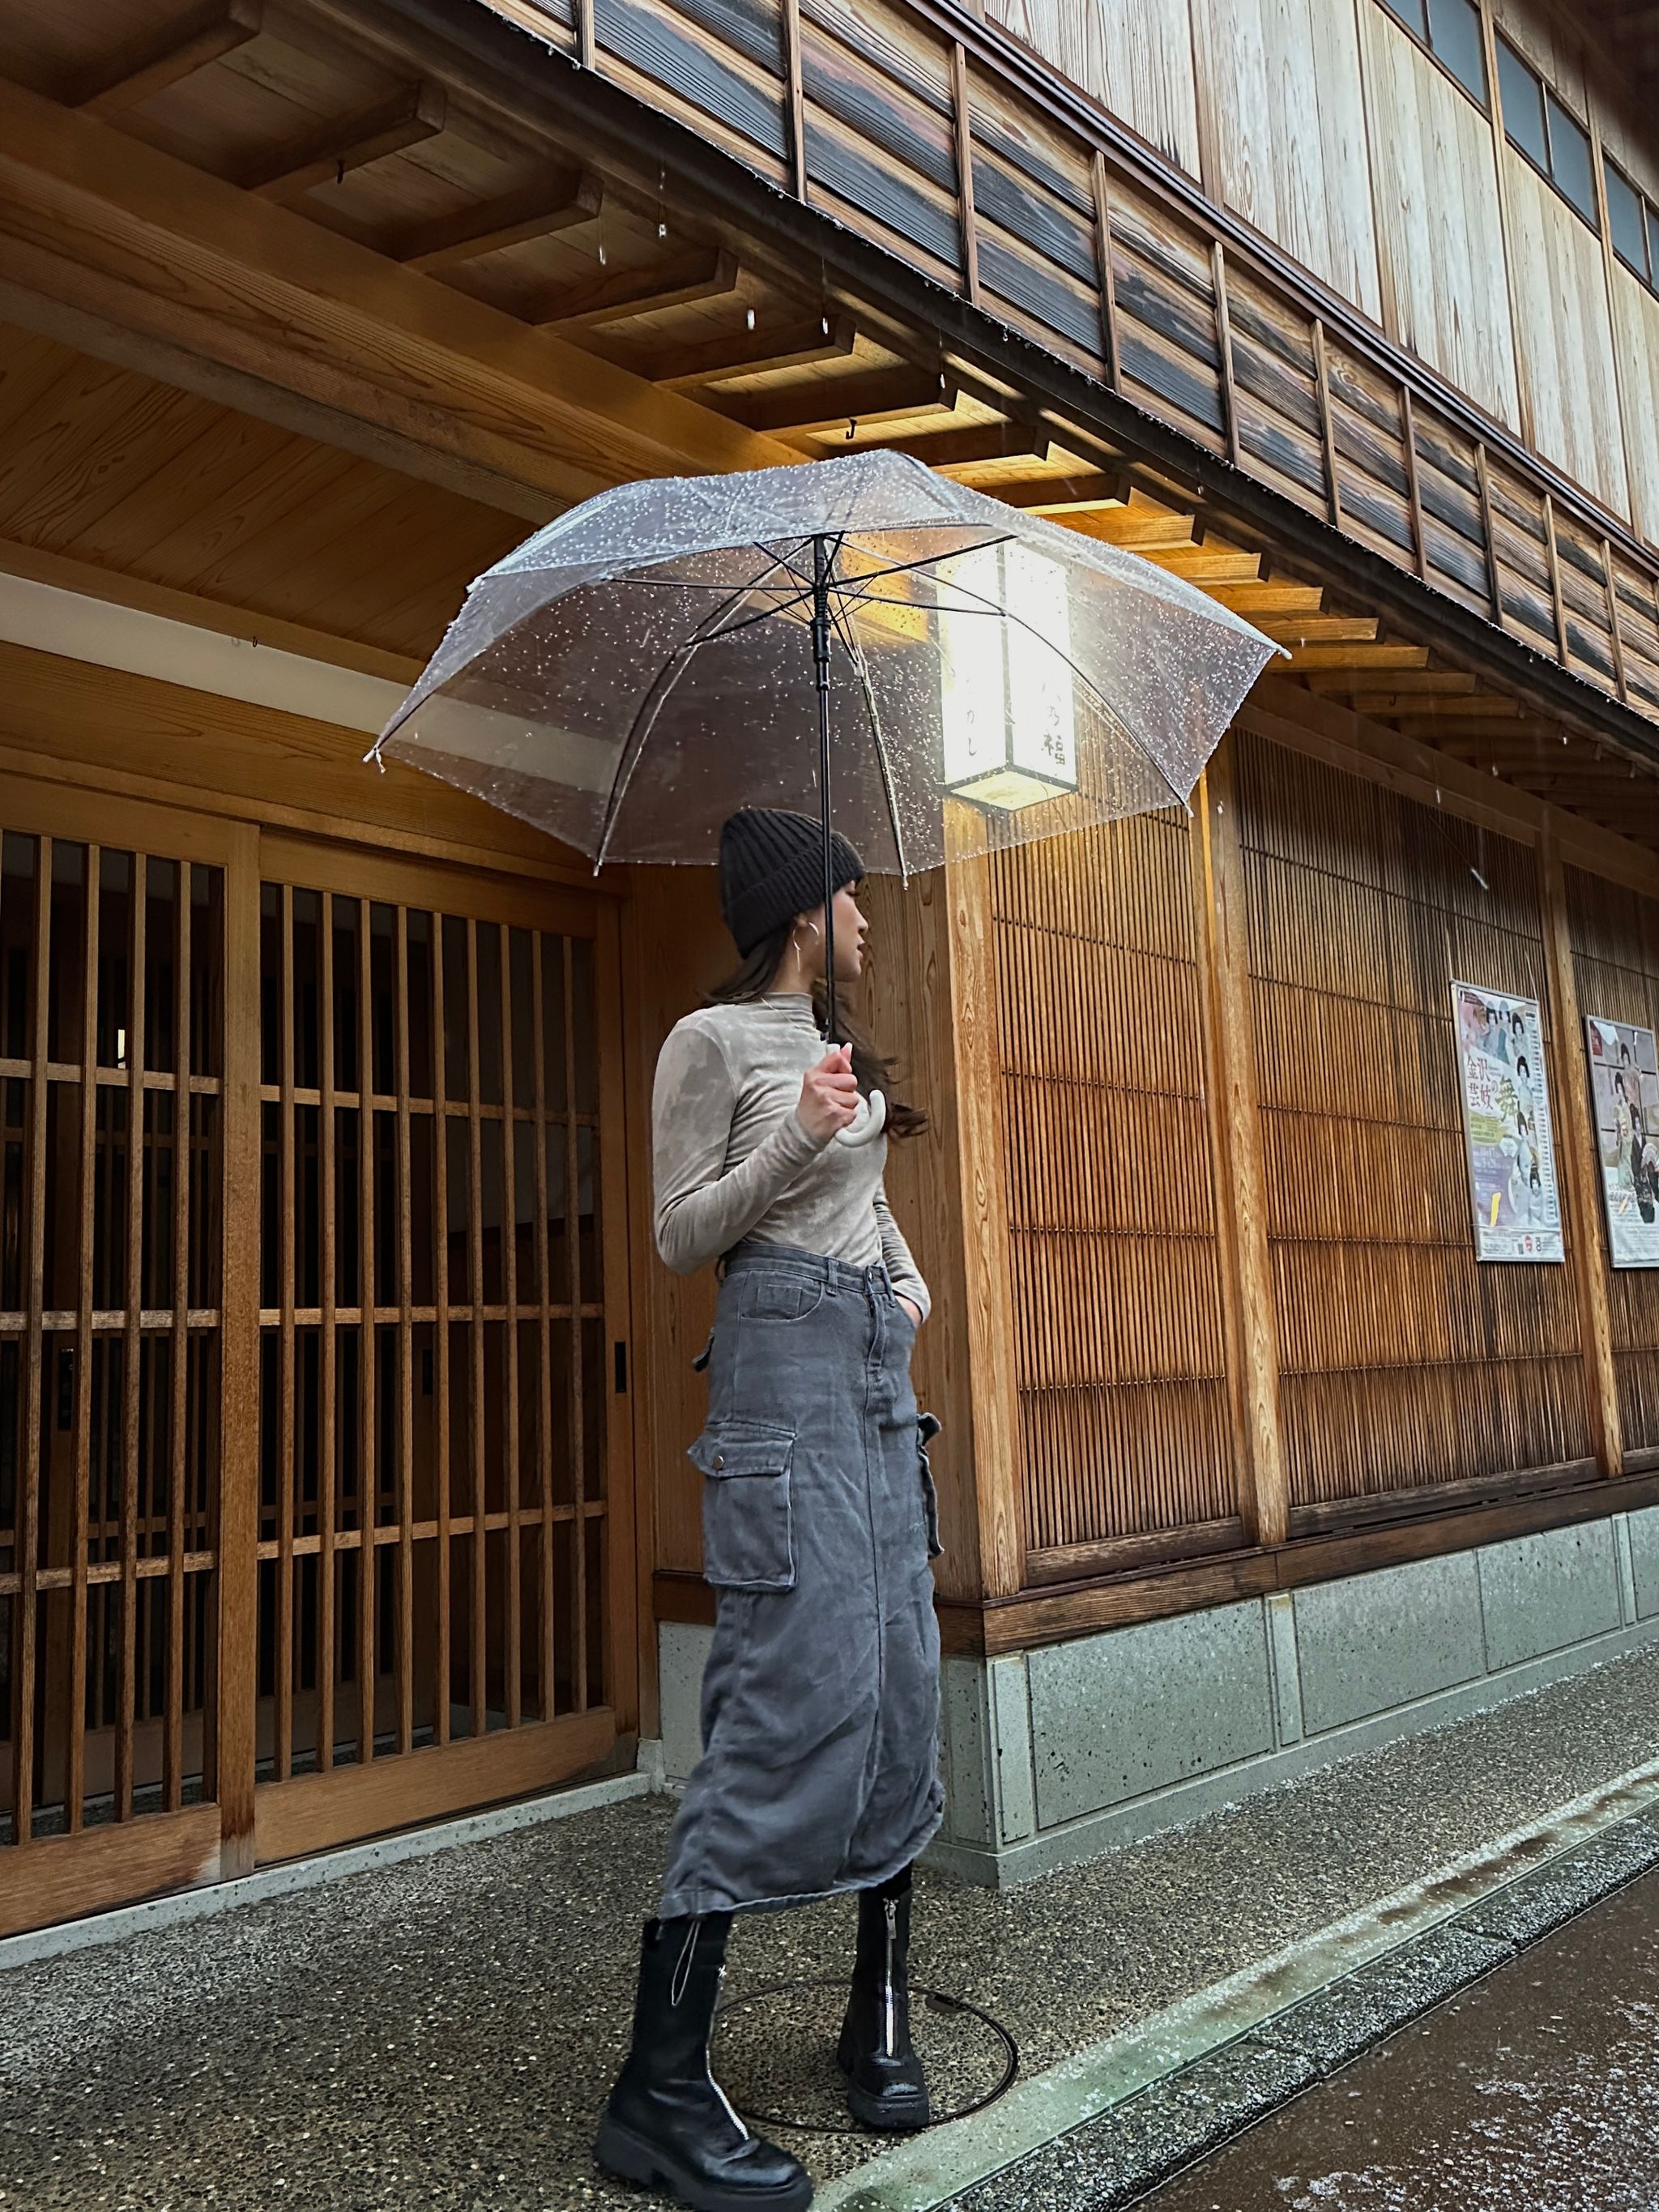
[250,841,635,1864]
[0,783,257,1937]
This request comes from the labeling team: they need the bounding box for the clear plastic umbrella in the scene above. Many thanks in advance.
[373,448,1279,1140]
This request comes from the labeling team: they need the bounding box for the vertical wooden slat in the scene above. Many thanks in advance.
[576,0,595,71]
[1601,538,1631,705]
[531,930,556,1714]
[781,0,807,203]
[1401,387,1429,582]
[1212,241,1242,471]
[14,840,49,1846]
[563,937,586,1709]
[466,920,486,1736]
[951,43,981,310]
[217,826,261,1878]
[275,883,295,1781]
[591,907,635,1731]
[356,903,376,1767]
[1195,741,1288,1544]
[317,895,337,1774]
[116,861,146,1820]
[394,906,414,1757]
[1542,493,1571,666]
[432,924,451,1746]
[1538,829,1624,1479]
[1090,149,1121,391]
[944,813,1023,1596]
[66,845,100,1834]
[1474,442,1505,627]
[498,925,522,1732]
[166,873,189,1811]
[1311,319,1342,531]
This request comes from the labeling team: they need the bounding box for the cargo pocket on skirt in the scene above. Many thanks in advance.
[689,1419,797,1591]
[917,1413,943,1561]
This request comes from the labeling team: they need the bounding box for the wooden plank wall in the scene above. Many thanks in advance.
[501,0,1659,739]
[1237,730,1594,1521]
[986,820,1239,1568]
[1563,865,1659,1455]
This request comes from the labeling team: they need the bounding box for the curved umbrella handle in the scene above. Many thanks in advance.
[835,1087,887,1149]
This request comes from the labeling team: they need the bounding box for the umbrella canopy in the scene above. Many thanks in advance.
[373,450,1279,878]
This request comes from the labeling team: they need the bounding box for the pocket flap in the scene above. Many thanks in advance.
[688,1420,795,1479]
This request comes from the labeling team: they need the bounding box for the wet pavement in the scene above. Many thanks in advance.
[3,1643,1659,2210]
[1142,1859,1659,2212]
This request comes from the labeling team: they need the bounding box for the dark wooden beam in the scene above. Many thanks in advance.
[529,248,741,330]
[723,369,954,437]
[625,313,858,390]
[390,171,603,272]
[242,83,446,204]
[70,0,261,114]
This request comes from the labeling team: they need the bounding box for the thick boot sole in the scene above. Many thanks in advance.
[593,2117,814,2210]
[836,2038,932,2134]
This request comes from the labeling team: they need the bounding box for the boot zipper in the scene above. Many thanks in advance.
[882,1897,898,2059]
[707,1962,751,2140]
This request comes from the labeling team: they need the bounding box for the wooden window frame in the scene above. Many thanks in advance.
[1375,0,1491,115]
[1495,31,1599,234]
[1604,151,1658,297]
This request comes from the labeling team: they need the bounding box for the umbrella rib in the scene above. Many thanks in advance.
[591,558,795,870]
[824,590,911,884]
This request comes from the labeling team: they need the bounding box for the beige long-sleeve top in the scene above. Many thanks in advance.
[652,994,930,1320]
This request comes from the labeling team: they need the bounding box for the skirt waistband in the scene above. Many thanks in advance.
[722,1238,894,1297]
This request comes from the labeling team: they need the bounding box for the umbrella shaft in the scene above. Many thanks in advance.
[813,536,838,1046]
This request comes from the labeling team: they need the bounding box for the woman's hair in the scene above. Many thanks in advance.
[708,916,928,1139]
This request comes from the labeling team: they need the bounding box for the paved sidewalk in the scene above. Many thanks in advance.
[5,1644,1659,2210]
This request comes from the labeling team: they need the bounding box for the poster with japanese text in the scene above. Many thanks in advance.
[1452,984,1563,1262]
[1585,1016,1659,1268]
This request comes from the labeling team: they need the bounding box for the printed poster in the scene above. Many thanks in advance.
[1585,1016,1659,1268]
[1452,984,1563,1262]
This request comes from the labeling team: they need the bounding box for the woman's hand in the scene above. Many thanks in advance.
[897,1294,923,1330]
[797,1045,859,1145]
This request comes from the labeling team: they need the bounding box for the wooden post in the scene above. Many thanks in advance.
[1192,737,1288,1545]
[1401,386,1429,582]
[1601,537,1631,706]
[1091,150,1121,392]
[944,817,1023,1598]
[1474,443,1505,630]
[1212,241,1242,471]
[1542,493,1571,667]
[1311,318,1342,532]
[216,825,262,1879]
[951,43,982,310]
[782,0,807,203]
[1537,830,1625,1480]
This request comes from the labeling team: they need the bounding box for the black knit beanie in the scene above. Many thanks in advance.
[719,807,864,959]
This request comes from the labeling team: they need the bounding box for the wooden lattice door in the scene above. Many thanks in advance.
[0,785,257,1937]
[251,843,633,1864]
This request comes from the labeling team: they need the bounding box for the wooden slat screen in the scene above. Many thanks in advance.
[989,817,1237,1559]
[1239,732,1593,1513]
[0,834,224,1846]
[255,882,609,1784]
[1564,865,1659,1455]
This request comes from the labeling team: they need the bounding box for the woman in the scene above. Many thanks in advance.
[595,806,945,2212]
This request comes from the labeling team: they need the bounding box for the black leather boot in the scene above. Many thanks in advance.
[595,1915,812,2210]
[836,1868,930,2131]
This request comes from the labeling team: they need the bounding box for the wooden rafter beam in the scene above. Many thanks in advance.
[68,0,262,114]
[1143,548,1262,583]
[0,79,794,519]
[390,170,603,272]
[1282,643,1429,671]
[530,248,741,330]
[990,472,1125,513]
[242,83,447,204]
[880,423,1051,469]
[726,372,957,438]
[1204,582,1325,617]
[1260,615,1380,646]
[627,313,858,389]
[1300,668,1478,696]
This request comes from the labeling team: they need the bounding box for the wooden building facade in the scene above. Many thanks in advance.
[2,0,1658,1932]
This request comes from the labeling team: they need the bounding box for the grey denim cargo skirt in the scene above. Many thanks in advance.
[657,1240,945,1921]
